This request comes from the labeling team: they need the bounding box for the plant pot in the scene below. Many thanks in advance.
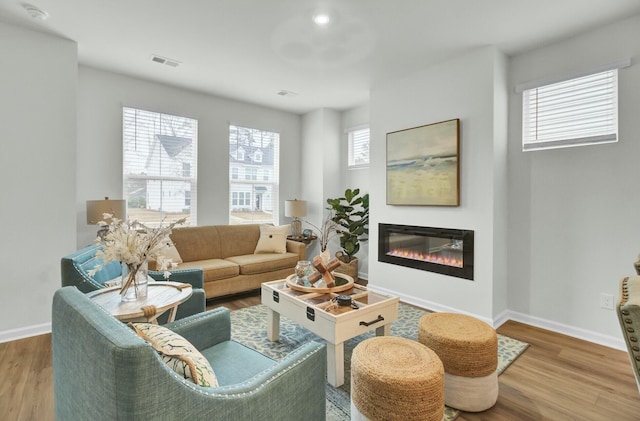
[333,258,359,284]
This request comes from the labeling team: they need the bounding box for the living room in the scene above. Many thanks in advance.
[1,1,640,419]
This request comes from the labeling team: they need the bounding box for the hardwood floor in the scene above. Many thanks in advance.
[1,291,638,420]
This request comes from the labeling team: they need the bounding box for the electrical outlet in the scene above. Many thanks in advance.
[600,293,615,310]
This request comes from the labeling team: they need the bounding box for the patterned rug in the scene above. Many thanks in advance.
[231,303,528,421]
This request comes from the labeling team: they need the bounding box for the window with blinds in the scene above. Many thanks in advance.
[348,127,370,168]
[123,107,198,226]
[229,125,279,225]
[522,69,619,151]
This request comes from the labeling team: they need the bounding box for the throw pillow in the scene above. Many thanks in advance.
[163,240,183,265]
[254,224,290,254]
[131,323,218,387]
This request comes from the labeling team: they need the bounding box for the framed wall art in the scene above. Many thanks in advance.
[386,118,460,206]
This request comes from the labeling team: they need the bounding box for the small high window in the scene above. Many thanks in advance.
[519,60,629,151]
[348,127,370,168]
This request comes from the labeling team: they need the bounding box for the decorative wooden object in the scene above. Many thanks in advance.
[308,256,341,287]
[285,273,355,293]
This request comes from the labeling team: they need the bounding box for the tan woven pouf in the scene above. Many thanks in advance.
[350,336,444,421]
[418,313,499,412]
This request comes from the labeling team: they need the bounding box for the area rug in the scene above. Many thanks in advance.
[231,303,528,421]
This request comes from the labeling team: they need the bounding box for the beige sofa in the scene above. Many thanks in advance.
[160,224,305,299]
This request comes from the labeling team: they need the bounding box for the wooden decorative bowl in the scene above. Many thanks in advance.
[286,272,355,293]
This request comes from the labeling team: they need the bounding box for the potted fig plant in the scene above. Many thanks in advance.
[326,188,369,282]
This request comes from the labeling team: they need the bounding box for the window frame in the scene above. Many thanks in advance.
[122,107,198,226]
[517,59,630,152]
[347,125,370,169]
[228,124,280,225]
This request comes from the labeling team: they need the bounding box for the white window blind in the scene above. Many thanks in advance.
[123,107,198,226]
[522,69,620,151]
[229,125,279,225]
[348,127,370,168]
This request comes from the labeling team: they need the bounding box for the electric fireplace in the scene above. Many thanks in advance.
[378,223,474,280]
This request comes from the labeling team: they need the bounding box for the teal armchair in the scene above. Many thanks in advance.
[61,243,206,321]
[52,287,327,420]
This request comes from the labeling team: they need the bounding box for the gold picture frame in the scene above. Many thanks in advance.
[386,118,460,206]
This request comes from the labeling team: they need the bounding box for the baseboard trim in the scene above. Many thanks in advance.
[505,310,626,351]
[366,283,626,351]
[0,322,51,344]
[366,284,495,326]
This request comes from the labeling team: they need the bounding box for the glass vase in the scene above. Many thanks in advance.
[120,260,149,302]
[295,260,313,286]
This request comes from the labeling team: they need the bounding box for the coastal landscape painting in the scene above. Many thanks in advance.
[386,119,460,206]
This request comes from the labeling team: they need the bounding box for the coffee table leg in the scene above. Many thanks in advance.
[326,342,344,387]
[375,323,391,336]
[266,308,280,341]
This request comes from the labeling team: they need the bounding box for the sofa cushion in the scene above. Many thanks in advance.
[226,252,300,275]
[131,323,218,387]
[176,259,239,283]
[170,226,222,262]
[254,224,290,254]
[215,224,262,258]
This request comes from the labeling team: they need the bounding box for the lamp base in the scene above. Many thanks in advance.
[96,226,109,242]
[290,218,302,238]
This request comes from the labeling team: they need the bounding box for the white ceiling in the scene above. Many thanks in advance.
[2,0,639,114]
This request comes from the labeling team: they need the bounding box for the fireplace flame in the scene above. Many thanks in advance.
[387,248,463,268]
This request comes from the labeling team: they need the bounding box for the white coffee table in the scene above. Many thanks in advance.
[261,275,399,387]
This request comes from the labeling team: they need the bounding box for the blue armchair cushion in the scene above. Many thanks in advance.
[132,323,218,387]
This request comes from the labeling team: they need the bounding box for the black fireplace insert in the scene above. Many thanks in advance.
[378,223,474,280]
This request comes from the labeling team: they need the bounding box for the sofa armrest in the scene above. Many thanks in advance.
[166,307,231,349]
[286,240,306,261]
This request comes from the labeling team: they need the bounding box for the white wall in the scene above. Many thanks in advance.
[300,108,342,258]
[341,104,371,278]
[368,47,508,323]
[0,23,77,338]
[507,14,640,342]
[77,66,302,247]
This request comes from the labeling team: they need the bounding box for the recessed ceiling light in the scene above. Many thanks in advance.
[312,14,330,26]
[22,3,49,20]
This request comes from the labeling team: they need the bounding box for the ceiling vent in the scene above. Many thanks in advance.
[150,54,180,68]
[277,90,299,97]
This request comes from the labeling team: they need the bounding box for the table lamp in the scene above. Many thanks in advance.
[284,199,307,238]
[86,197,127,240]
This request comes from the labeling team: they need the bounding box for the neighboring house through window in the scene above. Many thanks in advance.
[123,107,198,226]
[229,124,279,225]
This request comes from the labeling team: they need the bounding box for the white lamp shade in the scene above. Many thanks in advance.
[285,199,307,218]
[86,198,127,224]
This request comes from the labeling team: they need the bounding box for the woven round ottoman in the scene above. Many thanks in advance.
[350,336,444,421]
[418,313,498,412]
